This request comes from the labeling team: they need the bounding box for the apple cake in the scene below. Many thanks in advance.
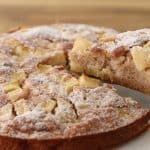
[69,29,150,94]
[0,64,149,150]
[0,24,149,150]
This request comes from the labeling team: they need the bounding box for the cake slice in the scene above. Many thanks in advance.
[0,65,149,150]
[69,29,150,94]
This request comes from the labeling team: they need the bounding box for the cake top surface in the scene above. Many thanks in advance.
[116,29,150,47]
[0,64,149,140]
[51,23,118,41]
[0,23,118,43]
[96,28,150,52]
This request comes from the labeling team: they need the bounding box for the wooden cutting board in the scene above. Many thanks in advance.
[0,0,149,33]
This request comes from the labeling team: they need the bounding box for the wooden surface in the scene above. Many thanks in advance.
[0,0,150,33]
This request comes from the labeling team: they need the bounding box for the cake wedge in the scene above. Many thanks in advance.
[69,29,150,94]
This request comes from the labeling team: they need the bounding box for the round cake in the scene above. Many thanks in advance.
[0,24,149,150]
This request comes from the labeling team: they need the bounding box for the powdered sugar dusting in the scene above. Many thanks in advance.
[52,23,118,41]
[15,26,62,42]
[97,28,150,52]
[0,24,118,45]
[116,28,150,48]
[0,79,149,139]
[68,85,138,116]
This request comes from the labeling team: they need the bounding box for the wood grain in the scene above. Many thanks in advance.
[0,0,149,33]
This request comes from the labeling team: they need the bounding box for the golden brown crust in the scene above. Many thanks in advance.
[0,111,149,150]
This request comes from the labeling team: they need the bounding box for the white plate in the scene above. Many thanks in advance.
[113,85,150,150]
[117,129,150,150]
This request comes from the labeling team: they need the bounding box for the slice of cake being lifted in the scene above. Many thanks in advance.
[69,29,150,94]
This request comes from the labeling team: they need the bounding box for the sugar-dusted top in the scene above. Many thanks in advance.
[0,24,118,43]
[97,28,150,52]
[0,68,149,139]
[116,28,150,48]
[51,23,118,41]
